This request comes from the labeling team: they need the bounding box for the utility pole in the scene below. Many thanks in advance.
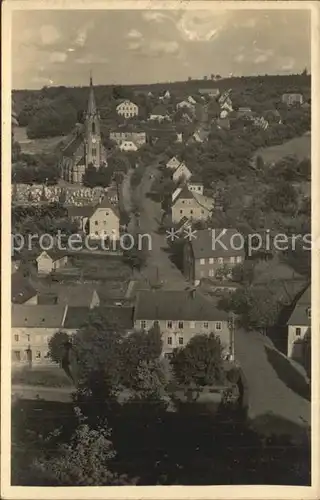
[228,312,235,362]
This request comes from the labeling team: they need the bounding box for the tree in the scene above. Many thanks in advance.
[30,408,136,486]
[48,331,71,364]
[120,325,163,388]
[231,262,255,284]
[171,333,224,388]
[122,243,148,271]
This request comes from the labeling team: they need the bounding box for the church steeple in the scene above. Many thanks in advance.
[84,72,106,169]
[87,71,97,117]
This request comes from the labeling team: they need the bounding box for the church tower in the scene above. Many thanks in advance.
[84,75,105,169]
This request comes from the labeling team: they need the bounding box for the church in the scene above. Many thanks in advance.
[60,77,107,184]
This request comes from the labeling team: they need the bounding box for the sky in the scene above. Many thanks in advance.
[11,8,311,89]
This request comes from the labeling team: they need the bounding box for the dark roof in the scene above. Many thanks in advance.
[151,104,168,116]
[62,134,84,158]
[63,306,134,330]
[63,306,92,329]
[11,273,37,304]
[67,205,95,218]
[287,285,311,326]
[12,305,66,328]
[38,284,98,307]
[94,196,120,218]
[134,290,228,321]
[176,185,195,201]
[191,228,245,259]
[36,250,68,262]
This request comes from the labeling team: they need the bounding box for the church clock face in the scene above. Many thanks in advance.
[92,137,97,144]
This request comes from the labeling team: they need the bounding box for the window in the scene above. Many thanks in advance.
[92,148,96,157]
[95,221,98,225]
[167,337,173,345]
[179,337,184,345]
[178,321,184,329]
[13,351,21,361]
[200,258,205,265]
[209,269,215,277]
[218,257,223,264]
[215,321,222,331]
[190,321,195,328]
[154,320,159,327]
[204,322,209,329]
[26,334,30,342]
[296,327,301,336]
[106,211,109,216]
[209,258,214,264]
[230,256,235,263]
[307,307,311,319]
[95,231,99,236]
[190,210,193,215]
[167,321,173,329]
[92,122,96,134]
[236,256,242,263]
[14,334,19,342]
[140,320,146,329]
[36,351,41,359]
[180,210,183,214]
[201,210,204,214]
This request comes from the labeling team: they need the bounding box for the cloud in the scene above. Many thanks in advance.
[49,51,68,63]
[75,54,109,64]
[39,25,60,45]
[150,40,179,55]
[128,40,143,51]
[127,29,142,39]
[75,21,94,47]
[235,54,245,63]
[142,11,167,23]
[177,11,228,41]
[281,58,295,71]
[253,48,274,64]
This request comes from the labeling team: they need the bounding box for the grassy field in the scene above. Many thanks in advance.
[252,133,311,166]
[12,366,74,388]
[14,126,66,155]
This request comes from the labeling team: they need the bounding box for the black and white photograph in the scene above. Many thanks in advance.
[2,0,319,496]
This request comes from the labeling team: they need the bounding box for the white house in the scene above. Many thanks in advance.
[88,197,120,241]
[36,251,69,275]
[188,182,204,195]
[166,156,181,170]
[149,104,170,122]
[176,133,183,143]
[187,96,197,104]
[176,100,195,112]
[172,163,192,183]
[116,100,139,119]
[287,286,311,359]
[119,140,138,152]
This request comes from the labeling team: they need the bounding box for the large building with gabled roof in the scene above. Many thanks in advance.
[60,76,107,184]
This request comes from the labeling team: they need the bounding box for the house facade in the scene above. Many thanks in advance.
[36,251,69,275]
[11,304,68,366]
[176,101,195,113]
[166,156,182,170]
[88,198,120,241]
[110,130,146,147]
[188,182,204,195]
[172,187,214,224]
[119,141,138,152]
[116,100,139,118]
[183,228,245,286]
[133,289,230,358]
[287,285,311,359]
[282,93,304,106]
[172,163,192,183]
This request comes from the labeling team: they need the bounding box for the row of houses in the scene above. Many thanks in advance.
[11,287,232,365]
[11,275,311,367]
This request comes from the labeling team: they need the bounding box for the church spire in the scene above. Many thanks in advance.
[87,71,97,116]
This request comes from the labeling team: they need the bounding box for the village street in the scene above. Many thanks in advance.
[122,166,311,433]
